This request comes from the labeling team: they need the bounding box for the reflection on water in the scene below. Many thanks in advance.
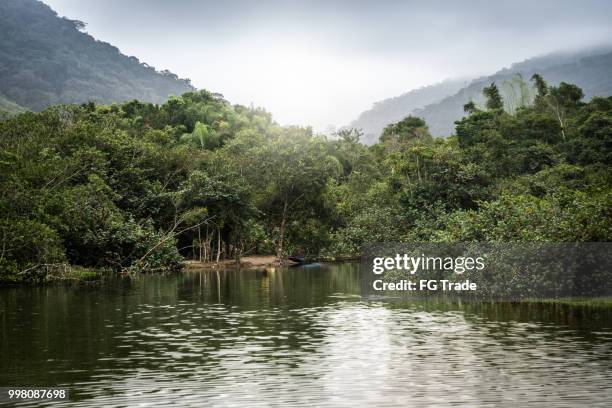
[1,263,612,407]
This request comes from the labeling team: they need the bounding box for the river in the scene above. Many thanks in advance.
[1,263,612,407]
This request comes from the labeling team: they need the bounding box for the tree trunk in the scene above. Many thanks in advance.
[204,227,210,262]
[276,199,288,263]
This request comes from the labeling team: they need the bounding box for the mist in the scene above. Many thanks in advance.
[44,0,612,131]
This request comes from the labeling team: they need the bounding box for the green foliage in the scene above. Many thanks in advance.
[531,74,548,98]
[227,128,341,257]
[463,101,477,114]
[483,83,504,110]
[380,116,431,145]
[439,189,611,242]
[0,219,66,281]
[1,76,610,282]
[331,78,611,255]
[1,0,608,283]
[181,122,219,150]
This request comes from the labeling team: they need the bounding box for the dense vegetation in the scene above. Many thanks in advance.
[1,75,610,283]
[0,0,193,114]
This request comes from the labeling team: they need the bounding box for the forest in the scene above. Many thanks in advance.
[0,0,194,112]
[0,75,610,283]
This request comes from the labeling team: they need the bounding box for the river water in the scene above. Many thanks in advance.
[1,263,612,407]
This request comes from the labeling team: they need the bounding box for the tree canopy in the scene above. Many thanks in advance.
[1,76,610,282]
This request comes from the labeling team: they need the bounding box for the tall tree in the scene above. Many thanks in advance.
[483,83,504,110]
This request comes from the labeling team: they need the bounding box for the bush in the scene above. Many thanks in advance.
[0,218,66,282]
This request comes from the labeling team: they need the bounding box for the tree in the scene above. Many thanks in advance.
[483,83,504,110]
[531,73,548,98]
[240,130,340,260]
[541,82,585,140]
[380,116,431,148]
[1,75,610,283]
[502,74,534,113]
[463,100,478,114]
[178,170,254,263]
[180,121,219,150]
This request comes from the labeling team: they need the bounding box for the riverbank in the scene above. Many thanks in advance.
[183,254,355,270]
[1,255,306,285]
[184,255,280,270]
[0,264,102,285]
[532,297,612,308]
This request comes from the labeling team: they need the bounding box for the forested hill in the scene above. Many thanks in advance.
[350,47,612,141]
[0,0,194,112]
[415,48,612,136]
[348,79,468,144]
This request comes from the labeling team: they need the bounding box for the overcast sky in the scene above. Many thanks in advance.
[44,0,612,131]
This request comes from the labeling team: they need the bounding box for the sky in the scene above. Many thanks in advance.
[44,0,612,131]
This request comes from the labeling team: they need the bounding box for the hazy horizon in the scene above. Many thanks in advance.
[43,0,612,131]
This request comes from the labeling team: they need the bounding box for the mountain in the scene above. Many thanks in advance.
[0,0,195,112]
[348,78,468,144]
[415,48,612,136]
[350,47,612,141]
